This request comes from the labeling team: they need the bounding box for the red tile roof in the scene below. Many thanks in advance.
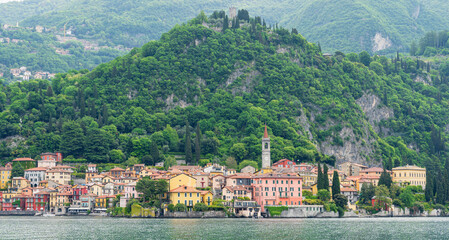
[25,167,47,171]
[13,158,34,162]
[170,186,202,193]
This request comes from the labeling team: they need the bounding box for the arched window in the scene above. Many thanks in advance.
[264,143,268,149]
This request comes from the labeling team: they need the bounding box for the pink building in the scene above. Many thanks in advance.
[272,159,296,169]
[41,152,63,162]
[252,173,303,212]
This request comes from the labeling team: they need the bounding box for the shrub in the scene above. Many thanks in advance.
[303,199,323,205]
[174,203,187,212]
[266,206,288,216]
[193,203,209,212]
[167,204,175,212]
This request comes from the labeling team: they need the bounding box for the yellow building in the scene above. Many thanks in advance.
[11,177,30,191]
[169,186,202,207]
[45,169,72,185]
[95,195,113,209]
[169,173,197,191]
[299,172,317,187]
[90,184,104,196]
[0,165,12,189]
[200,191,213,206]
[102,176,114,184]
[392,165,426,188]
[139,169,152,178]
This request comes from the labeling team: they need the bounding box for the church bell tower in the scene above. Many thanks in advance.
[262,125,271,169]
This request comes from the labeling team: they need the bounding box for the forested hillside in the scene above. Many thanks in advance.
[410,31,449,56]
[1,12,449,172]
[1,0,449,52]
[0,27,124,77]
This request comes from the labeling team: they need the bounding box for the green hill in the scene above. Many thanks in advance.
[1,12,449,173]
[1,0,449,53]
[0,27,124,78]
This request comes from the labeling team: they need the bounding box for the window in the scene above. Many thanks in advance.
[178,193,180,197]
[281,180,283,184]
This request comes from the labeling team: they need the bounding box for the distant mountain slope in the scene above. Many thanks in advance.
[1,0,449,53]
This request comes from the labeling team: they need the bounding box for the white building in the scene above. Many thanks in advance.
[24,167,47,187]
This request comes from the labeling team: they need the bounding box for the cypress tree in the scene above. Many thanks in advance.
[194,124,201,165]
[102,104,108,125]
[79,89,85,117]
[151,140,160,164]
[378,168,392,188]
[332,171,340,198]
[223,15,229,31]
[323,164,329,191]
[317,163,323,190]
[46,86,53,97]
[185,120,192,163]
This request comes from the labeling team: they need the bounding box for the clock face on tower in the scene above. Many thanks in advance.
[263,156,268,161]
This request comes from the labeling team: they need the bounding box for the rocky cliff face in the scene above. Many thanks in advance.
[356,92,394,133]
[295,92,394,166]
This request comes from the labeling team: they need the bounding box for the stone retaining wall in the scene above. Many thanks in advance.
[163,211,226,218]
[0,211,37,216]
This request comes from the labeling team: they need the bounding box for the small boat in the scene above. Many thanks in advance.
[42,213,56,217]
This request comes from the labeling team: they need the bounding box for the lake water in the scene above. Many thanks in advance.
[1,216,449,239]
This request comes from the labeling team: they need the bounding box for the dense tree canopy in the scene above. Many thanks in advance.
[0,12,449,173]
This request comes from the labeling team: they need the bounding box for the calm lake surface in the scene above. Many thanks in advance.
[1,216,449,239]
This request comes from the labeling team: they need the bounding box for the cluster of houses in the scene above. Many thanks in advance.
[0,126,427,216]
[8,67,55,81]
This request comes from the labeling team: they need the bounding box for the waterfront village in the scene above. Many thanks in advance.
[0,126,429,218]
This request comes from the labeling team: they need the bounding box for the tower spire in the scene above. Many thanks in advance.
[262,125,271,169]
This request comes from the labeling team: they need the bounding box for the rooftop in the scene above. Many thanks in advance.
[13,158,34,162]
[170,185,202,193]
[392,165,426,171]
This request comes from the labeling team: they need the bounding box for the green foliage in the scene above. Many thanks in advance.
[167,204,175,212]
[378,168,392,188]
[266,206,288,216]
[302,190,314,199]
[392,199,404,208]
[4,0,449,54]
[124,156,139,167]
[11,163,24,178]
[322,164,329,191]
[135,178,168,203]
[225,157,238,170]
[324,202,337,213]
[174,203,187,212]
[0,11,449,172]
[359,183,375,205]
[333,194,348,209]
[238,160,258,171]
[193,202,209,212]
[399,188,415,208]
[0,27,124,79]
[412,31,449,57]
[331,171,340,198]
[317,189,331,202]
[109,149,125,163]
[303,199,323,205]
